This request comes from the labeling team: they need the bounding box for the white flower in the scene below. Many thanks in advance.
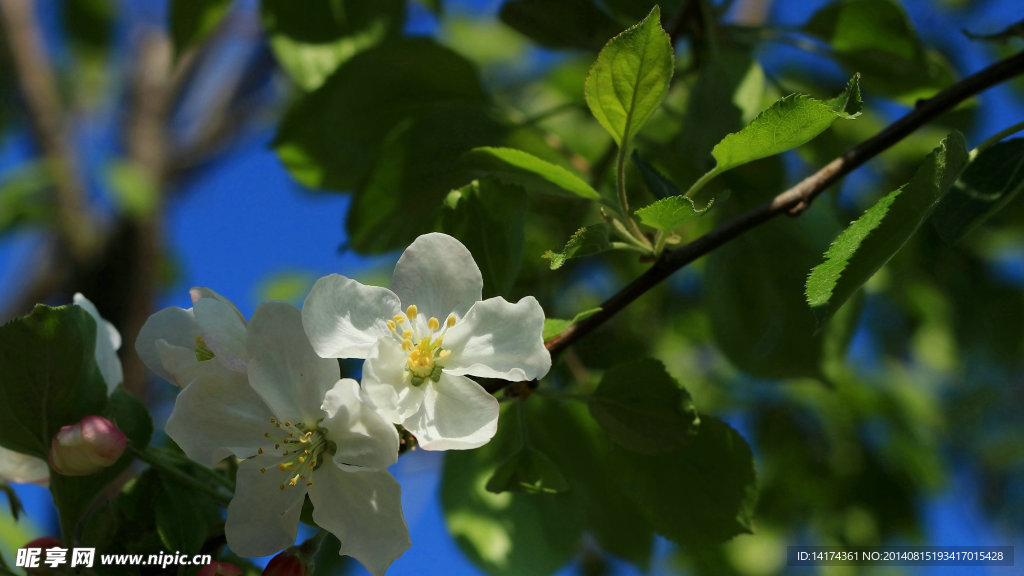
[302,233,551,451]
[165,302,409,576]
[0,293,122,486]
[135,287,247,388]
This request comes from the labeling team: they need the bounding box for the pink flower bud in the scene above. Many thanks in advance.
[198,562,243,576]
[262,551,310,576]
[48,415,126,476]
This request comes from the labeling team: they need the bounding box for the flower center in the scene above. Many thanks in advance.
[258,418,335,490]
[386,305,457,387]
[194,336,215,362]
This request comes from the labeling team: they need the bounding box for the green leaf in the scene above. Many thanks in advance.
[274,38,488,191]
[612,416,758,547]
[807,132,970,323]
[804,0,954,102]
[442,180,526,297]
[154,476,214,555]
[486,446,570,495]
[542,224,611,270]
[261,0,405,91]
[106,160,158,219]
[542,308,602,341]
[459,147,600,201]
[0,162,53,235]
[584,5,673,148]
[964,17,1024,43]
[931,139,1024,244]
[634,195,713,233]
[633,152,681,199]
[0,305,108,457]
[168,0,231,58]
[589,358,699,454]
[499,0,622,51]
[345,106,508,253]
[705,75,861,179]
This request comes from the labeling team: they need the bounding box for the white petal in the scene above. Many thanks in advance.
[226,455,306,558]
[405,372,498,451]
[391,233,482,321]
[165,371,273,467]
[302,274,400,359]
[155,339,239,389]
[0,446,49,485]
[190,286,247,324]
[136,305,200,384]
[248,302,339,424]
[308,465,410,576]
[73,293,124,392]
[362,339,425,424]
[321,379,399,471]
[194,298,248,372]
[443,296,552,381]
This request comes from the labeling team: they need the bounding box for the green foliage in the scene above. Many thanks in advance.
[963,17,1024,42]
[168,0,231,59]
[588,359,699,454]
[612,416,757,548]
[443,180,526,296]
[804,0,955,101]
[807,133,970,323]
[459,147,601,201]
[585,6,673,149]
[633,151,681,199]
[0,305,108,457]
[931,139,1024,244]
[542,224,611,270]
[106,160,159,219]
[154,475,215,554]
[261,0,405,91]
[635,194,713,233]
[499,0,621,51]
[486,445,569,495]
[542,308,601,341]
[0,163,53,235]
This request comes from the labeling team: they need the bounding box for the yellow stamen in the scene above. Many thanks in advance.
[257,448,263,455]
[394,314,406,324]
[407,305,418,319]
[387,320,396,332]
[428,317,440,331]
[439,349,451,359]
[402,329,412,340]
[446,314,456,328]
[402,340,413,351]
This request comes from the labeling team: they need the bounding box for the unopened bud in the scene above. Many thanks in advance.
[198,562,243,576]
[22,537,63,576]
[262,551,310,576]
[48,415,126,476]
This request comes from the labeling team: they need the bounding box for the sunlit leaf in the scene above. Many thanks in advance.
[807,133,970,323]
[542,224,611,270]
[486,446,569,495]
[459,147,601,201]
[634,195,713,233]
[543,308,602,341]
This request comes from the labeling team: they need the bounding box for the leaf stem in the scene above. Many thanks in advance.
[974,118,1024,154]
[128,446,231,505]
[683,167,720,198]
[616,143,653,250]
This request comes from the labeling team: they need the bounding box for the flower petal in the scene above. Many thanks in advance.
[321,379,399,471]
[308,465,410,576]
[135,306,200,384]
[73,293,123,392]
[165,371,273,466]
[225,455,306,558]
[391,233,482,321]
[302,274,400,359]
[443,296,551,381]
[194,298,248,372]
[0,446,49,485]
[362,339,425,423]
[405,372,498,450]
[248,302,338,424]
[155,339,237,388]
[190,286,246,324]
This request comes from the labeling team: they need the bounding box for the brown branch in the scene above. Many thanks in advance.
[544,48,1024,359]
[0,0,101,262]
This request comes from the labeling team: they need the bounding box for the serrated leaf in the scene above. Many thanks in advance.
[168,0,231,59]
[804,0,954,102]
[634,195,713,233]
[931,139,1024,244]
[0,305,108,458]
[443,179,526,296]
[543,307,602,341]
[542,224,611,270]
[612,416,758,547]
[633,152,681,199]
[807,133,970,323]
[459,147,600,201]
[261,0,404,91]
[486,446,569,495]
[585,5,673,148]
[704,75,861,180]
[589,359,699,454]
[499,0,621,51]
[274,38,488,191]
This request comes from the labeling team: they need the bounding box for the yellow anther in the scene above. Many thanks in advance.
[289,476,299,487]
[270,418,277,424]
[260,467,266,474]
[278,464,287,471]
[446,314,456,328]
[402,330,413,340]
[299,456,306,463]
[402,340,413,351]
[284,421,291,427]
[428,317,440,331]
[407,304,418,319]
[439,349,452,359]
[257,447,263,455]
[394,314,406,324]
[274,443,280,450]
[279,484,285,491]
[306,481,313,487]
[387,320,396,332]
[305,431,313,438]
